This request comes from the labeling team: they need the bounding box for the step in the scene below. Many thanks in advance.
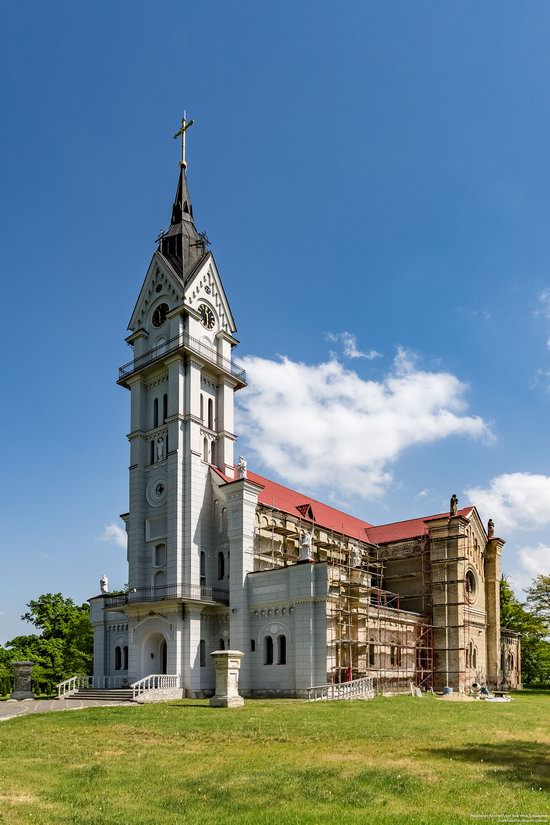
[67,689,135,701]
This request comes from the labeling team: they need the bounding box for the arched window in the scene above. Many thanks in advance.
[154,569,166,593]
[466,647,470,668]
[199,639,206,667]
[210,439,216,465]
[218,638,225,650]
[163,393,168,422]
[115,646,121,670]
[150,439,155,465]
[200,550,206,587]
[264,635,273,665]
[154,398,159,428]
[396,645,402,667]
[154,544,166,567]
[200,394,204,423]
[123,645,128,670]
[277,635,286,665]
[217,551,225,580]
[208,398,214,430]
[203,437,208,462]
[368,639,375,667]
[390,645,396,666]
[472,647,477,669]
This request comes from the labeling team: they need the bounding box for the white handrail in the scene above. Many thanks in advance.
[130,674,179,701]
[56,675,91,699]
[306,676,374,702]
[55,674,131,698]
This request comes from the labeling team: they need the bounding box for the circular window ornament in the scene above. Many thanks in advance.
[146,477,167,507]
[465,570,477,602]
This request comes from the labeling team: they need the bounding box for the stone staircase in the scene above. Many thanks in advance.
[67,688,135,702]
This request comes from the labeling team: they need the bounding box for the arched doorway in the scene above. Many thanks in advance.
[142,631,168,676]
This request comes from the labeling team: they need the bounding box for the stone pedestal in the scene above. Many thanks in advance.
[11,661,34,700]
[209,650,244,708]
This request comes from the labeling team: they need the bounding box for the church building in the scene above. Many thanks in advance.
[90,125,521,698]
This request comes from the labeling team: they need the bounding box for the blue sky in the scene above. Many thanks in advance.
[2,1,550,643]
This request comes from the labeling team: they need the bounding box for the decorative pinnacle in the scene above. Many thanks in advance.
[173,111,194,169]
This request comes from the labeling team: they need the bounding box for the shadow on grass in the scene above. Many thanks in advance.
[422,740,550,792]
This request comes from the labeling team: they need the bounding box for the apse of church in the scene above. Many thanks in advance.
[89,125,520,699]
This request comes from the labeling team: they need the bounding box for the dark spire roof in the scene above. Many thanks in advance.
[159,165,207,280]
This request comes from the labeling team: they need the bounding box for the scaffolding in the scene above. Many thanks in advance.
[253,504,436,694]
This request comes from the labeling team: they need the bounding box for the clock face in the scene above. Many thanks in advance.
[198,303,215,330]
[152,303,169,328]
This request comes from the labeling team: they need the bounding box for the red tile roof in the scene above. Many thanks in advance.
[211,466,474,546]
[365,507,474,545]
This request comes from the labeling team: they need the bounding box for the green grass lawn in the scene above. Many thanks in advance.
[0,692,548,825]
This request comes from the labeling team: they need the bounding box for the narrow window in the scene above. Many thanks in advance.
[115,646,121,671]
[390,645,396,666]
[217,551,225,580]
[509,654,514,670]
[123,645,128,670]
[200,551,206,587]
[396,645,402,667]
[153,398,159,428]
[472,647,477,669]
[218,638,225,650]
[163,393,168,422]
[466,647,470,668]
[500,652,505,672]
[200,394,204,423]
[277,635,286,665]
[210,439,216,465]
[203,437,208,462]
[208,398,214,430]
[154,544,166,567]
[368,639,375,667]
[250,639,256,652]
[264,635,273,665]
[199,639,206,667]
[150,439,155,465]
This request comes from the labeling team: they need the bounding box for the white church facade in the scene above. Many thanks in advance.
[90,131,521,697]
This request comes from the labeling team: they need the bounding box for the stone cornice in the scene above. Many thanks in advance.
[125,328,149,345]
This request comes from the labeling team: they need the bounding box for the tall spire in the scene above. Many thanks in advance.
[158,113,207,279]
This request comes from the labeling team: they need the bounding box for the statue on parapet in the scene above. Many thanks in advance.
[487,519,495,539]
[299,530,314,562]
[100,574,109,594]
[237,455,248,479]
[450,493,458,517]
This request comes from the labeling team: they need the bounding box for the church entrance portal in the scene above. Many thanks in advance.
[142,631,168,676]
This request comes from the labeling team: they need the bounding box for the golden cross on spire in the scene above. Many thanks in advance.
[173,112,194,169]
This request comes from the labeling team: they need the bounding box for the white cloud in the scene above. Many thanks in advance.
[325,332,382,360]
[237,348,490,500]
[536,288,550,320]
[507,543,550,592]
[465,473,550,533]
[97,522,127,549]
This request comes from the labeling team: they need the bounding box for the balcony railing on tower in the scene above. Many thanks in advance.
[104,582,229,608]
[118,332,246,384]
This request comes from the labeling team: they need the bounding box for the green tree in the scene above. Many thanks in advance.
[525,574,550,624]
[500,576,550,686]
[2,593,93,687]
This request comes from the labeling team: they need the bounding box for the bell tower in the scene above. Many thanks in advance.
[116,120,247,691]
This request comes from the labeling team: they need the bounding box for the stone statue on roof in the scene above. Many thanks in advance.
[100,574,109,594]
[350,544,362,568]
[237,455,248,479]
[450,494,458,517]
[299,530,314,562]
[488,519,495,539]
